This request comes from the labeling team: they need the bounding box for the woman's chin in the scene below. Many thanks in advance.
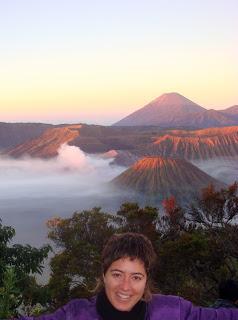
[111,297,135,312]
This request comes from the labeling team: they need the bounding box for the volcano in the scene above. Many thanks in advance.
[112,156,225,204]
[113,92,205,127]
[113,93,238,128]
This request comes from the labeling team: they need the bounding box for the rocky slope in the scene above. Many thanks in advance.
[4,122,238,166]
[5,124,161,158]
[111,126,238,166]
[6,125,82,158]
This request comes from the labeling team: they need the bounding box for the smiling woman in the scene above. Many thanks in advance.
[19,233,238,320]
[103,257,147,312]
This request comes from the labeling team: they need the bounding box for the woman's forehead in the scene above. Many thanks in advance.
[108,257,146,273]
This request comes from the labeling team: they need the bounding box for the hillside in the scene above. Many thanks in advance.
[5,124,162,158]
[4,123,238,166]
[0,122,52,150]
[111,126,238,166]
[7,125,82,158]
[112,157,225,204]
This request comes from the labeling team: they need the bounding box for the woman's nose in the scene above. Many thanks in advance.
[120,277,131,290]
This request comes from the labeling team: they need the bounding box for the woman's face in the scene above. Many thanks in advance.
[103,257,147,311]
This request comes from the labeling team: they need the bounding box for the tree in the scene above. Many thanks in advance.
[187,182,238,228]
[46,185,238,309]
[0,267,21,318]
[0,219,51,316]
[47,203,161,307]
[117,202,159,242]
[159,196,186,240]
[154,184,238,305]
[186,182,238,279]
[47,208,117,306]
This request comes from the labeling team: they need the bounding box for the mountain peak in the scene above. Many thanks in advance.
[153,92,188,101]
[149,92,202,108]
[113,93,205,126]
[133,156,177,170]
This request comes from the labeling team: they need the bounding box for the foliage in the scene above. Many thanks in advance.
[19,277,52,315]
[47,204,159,307]
[0,219,51,316]
[187,182,238,228]
[117,202,159,242]
[47,207,118,306]
[156,183,238,305]
[46,183,238,308]
[0,267,21,318]
[2,182,237,317]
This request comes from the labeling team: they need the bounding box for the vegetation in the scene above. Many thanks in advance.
[0,267,21,318]
[1,182,238,316]
[0,219,51,317]
[47,182,238,308]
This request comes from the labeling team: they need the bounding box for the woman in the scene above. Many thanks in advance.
[20,232,238,319]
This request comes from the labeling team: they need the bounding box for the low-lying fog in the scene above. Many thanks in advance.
[192,157,238,185]
[0,145,237,250]
[0,144,126,247]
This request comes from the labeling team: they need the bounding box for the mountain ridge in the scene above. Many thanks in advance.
[113,93,238,128]
[4,124,238,163]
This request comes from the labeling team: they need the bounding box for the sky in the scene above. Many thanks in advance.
[0,0,237,124]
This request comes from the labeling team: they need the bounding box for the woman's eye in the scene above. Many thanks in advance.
[132,276,142,281]
[112,273,121,278]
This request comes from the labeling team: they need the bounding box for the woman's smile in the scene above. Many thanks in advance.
[103,257,147,311]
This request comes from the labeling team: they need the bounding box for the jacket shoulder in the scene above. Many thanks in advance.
[19,297,98,320]
[149,294,238,320]
[149,294,181,320]
[65,297,97,318]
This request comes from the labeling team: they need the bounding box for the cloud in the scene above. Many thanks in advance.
[0,145,126,247]
[2,146,236,249]
[192,157,238,185]
[0,144,124,198]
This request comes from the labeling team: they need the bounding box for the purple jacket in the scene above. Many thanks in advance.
[20,294,238,320]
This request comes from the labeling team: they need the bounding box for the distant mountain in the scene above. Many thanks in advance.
[113,93,238,128]
[144,126,238,160]
[5,122,238,164]
[185,109,237,127]
[7,125,82,158]
[111,156,225,204]
[0,122,52,150]
[111,126,238,166]
[114,93,205,127]
[221,105,238,120]
[5,124,163,158]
